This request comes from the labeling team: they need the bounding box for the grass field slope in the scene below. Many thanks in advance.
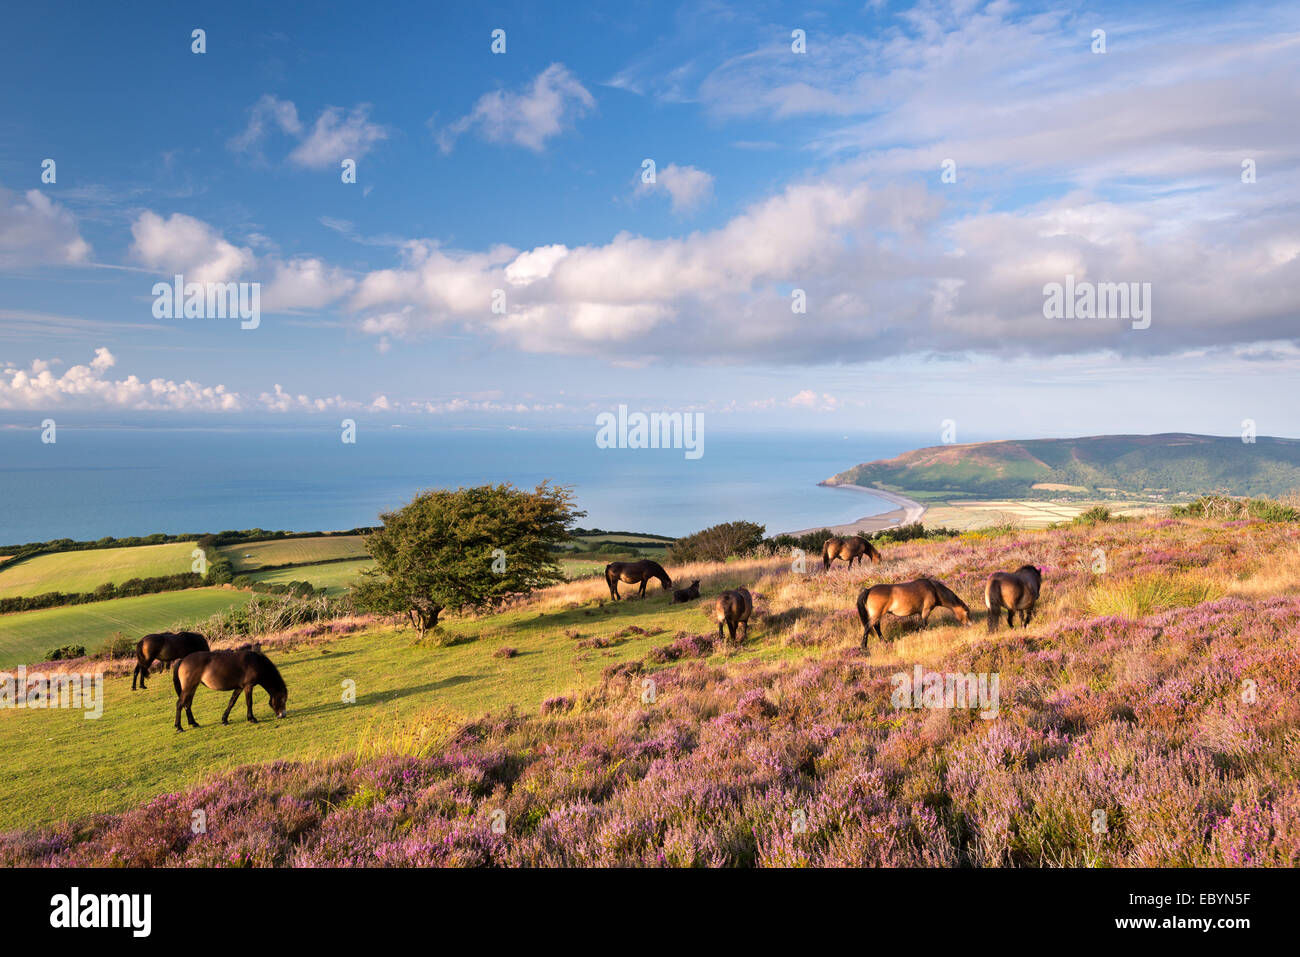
[3,514,1299,865]
[0,541,197,599]
[0,589,254,669]
[219,535,370,572]
[826,433,1300,500]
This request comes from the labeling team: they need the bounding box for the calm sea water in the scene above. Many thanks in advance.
[0,427,927,545]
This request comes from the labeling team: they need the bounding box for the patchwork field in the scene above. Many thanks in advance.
[921,499,1162,530]
[219,535,370,572]
[0,589,253,669]
[3,516,1300,866]
[0,541,198,599]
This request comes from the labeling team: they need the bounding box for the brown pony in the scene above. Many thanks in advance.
[856,577,971,649]
[822,535,881,570]
[672,580,701,604]
[173,648,288,732]
[605,560,672,600]
[712,588,753,644]
[985,565,1043,632]
[132,631,209,690]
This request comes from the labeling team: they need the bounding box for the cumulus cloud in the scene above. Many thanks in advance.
[129,211,255,283]
[0,348,242,411]
[262,257,356,311]
[0,188,91,267]
[636,163,715,213]
[437,63,594,153]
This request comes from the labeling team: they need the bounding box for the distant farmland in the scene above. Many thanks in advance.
[0,589,253,668]
[247,558,374,595]
[219,535,370,572]
[0,541,197,599]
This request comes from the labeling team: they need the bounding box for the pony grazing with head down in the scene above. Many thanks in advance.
[985,565,1043,632]
[604,560,673,600]
[173,648,288,732]
[822,535,882,571]
[856,577,971,650]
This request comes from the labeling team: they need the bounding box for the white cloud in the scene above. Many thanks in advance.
[262,257,356,311]
[288,104,388,168]
[437,63,594,153]
[129,211,255,283]
[637,163,715,213]
[0,188,91,267]
[229,96,387,168]
[0,348,242,411]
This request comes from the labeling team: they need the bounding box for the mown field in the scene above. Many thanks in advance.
[921,498,1161,530]
[0,541,197,599]
[219,535,370,572]
[247,558,375,595]
[0,589,253,669]
[3,516,1300,866]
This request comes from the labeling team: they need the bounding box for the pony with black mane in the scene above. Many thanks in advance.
[132,631,209,690]
[856,577,971,650]
[985,565,1043,632]
[173,648,288,732]
[823,535,881,570]
[604,560,672,600]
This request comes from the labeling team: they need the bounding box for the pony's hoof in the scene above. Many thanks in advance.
[248,716,259,723]
[221,718,229,725]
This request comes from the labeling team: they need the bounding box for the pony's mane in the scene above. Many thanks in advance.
[927,578,970,609]
[249,651,287,695]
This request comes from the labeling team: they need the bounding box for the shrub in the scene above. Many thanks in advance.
[45,645,86,661]
[668,521,766,563]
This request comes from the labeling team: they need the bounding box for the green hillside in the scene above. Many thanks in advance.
[826,433,1300,499]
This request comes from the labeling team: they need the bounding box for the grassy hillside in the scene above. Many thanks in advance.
[246,558,375,595]
[0,541,197,599]
[0,589,253,668]
[827,433,1300,499]
[3,515,1300,865]
[219,535,370,572]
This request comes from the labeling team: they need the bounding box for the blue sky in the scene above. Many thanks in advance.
[1,0,1298,438]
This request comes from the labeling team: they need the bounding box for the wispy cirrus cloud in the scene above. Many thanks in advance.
[229,95,388,168]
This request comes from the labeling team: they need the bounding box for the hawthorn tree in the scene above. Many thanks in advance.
[667,520,766,563]
[354,482,582,636]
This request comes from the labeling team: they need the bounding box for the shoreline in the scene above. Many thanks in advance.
[781,484,927,537]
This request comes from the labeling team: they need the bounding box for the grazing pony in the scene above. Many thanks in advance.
[605,560,672,600]
[985,565,1043,632]
[672,580,701,604]
[822,535,882,571]
[173,648,288,732]
[712,588,753,644]
[132,631,209,690]
[856,577,971,650]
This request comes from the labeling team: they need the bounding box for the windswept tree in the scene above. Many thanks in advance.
[667,521,766,563]
[354,482,583,636]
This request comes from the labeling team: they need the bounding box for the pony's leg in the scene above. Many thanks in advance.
[1023,608,1034,627]
[717,621,725,643]
[1007,610,1015,629]
[638,580,647,598]
[245,687,258,723]
[174,694,184,732]
[221,689,241,724]
[186,693,200,726]
[728,621,738,643]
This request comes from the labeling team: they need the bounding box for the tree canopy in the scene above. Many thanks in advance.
[354,482,583,635]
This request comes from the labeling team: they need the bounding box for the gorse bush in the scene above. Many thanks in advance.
[1072,505,1113,525]
[1171,494,1300,523]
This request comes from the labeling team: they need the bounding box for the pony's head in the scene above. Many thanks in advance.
[269,688,288,718]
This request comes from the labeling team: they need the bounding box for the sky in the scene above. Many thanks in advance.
[1,0,1298,440]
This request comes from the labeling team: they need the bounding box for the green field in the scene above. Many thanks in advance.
[0,589,253,669]
[219,535,370,572]
[0,586,754,828]
[247,558,375,594]
[0,542,198,599]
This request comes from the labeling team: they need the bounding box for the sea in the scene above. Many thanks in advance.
[0,426,932,546]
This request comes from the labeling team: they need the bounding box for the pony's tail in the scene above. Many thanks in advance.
[172,664,182,698]
[985,579,1001,634]
[822,541,832,571]
[856,589,871,632]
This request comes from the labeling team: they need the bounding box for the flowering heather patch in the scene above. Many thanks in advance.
[3,518,1299,867]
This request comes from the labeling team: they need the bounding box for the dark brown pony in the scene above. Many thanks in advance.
[672,580,701,604]
[985,565,1043,632]
[605,560,672,600]
[712,588,753,644]
[822,535,881,570]
[173,648,288,732]
[856,577,971,650]
[132,631,209,690]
